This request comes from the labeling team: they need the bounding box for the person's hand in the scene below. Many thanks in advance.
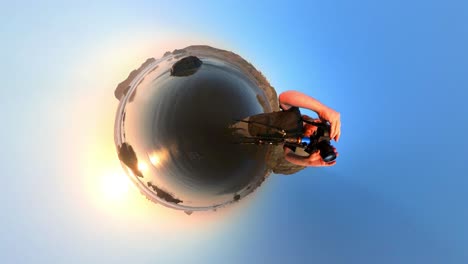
[318,106,341,141]
[306,148,338,167]
[284,147,338,167]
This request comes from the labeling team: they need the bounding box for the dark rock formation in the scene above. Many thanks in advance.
[170,56,203,77]
[114,58,156,101]
[117,142,143,178]
[147,182,183,204]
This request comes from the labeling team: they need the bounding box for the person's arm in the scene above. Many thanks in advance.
[279,90,341,142]
[279,90,326,112]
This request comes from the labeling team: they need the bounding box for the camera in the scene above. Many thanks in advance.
[303,122,336,162]
[286,122,336,162]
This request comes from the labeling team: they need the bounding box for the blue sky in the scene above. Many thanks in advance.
[1,1,467,263]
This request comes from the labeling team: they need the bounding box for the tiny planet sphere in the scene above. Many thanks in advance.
[114,45,304,213]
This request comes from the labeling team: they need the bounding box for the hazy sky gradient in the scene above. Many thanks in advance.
[1,1,467,263]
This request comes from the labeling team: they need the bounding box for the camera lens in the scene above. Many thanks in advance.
[318,141,336,162]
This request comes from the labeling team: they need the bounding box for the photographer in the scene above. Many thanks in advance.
[278,90,340,167]
[230,90,340,169]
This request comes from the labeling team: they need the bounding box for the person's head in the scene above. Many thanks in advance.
[302,115,320,137]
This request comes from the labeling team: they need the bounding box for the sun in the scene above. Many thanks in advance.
[100,169,131,201]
